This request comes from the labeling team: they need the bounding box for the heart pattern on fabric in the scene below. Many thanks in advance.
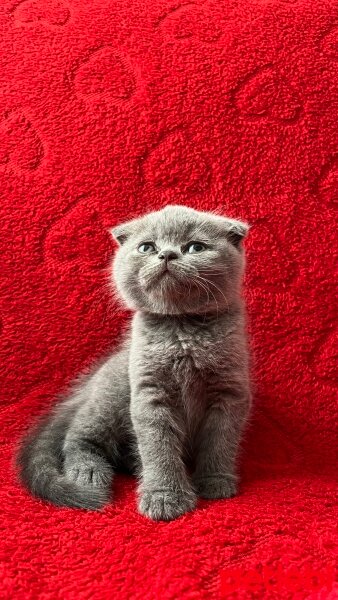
[0,111,44,171]
[312,329,337,382]
[245,221,297,289]
[43,203,113,267]
[234,66,302,123]
[74,47,136,103]
[317,157,338,207]
[320,25,338,59]
[159,4,222,43]
[142,129,211,194]
[13,0,70,26]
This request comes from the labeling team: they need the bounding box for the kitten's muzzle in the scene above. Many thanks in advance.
[158,249,179,262]
[140,261,181,290]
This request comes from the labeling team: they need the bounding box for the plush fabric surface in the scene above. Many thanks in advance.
[0,0,337,597]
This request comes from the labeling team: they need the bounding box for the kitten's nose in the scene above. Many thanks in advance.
[158,249,178,261]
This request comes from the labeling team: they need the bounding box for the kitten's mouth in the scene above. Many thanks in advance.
[140,264,181,290]
[159,265,171,276]
[153,265,175,282]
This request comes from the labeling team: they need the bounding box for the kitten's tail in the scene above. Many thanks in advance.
[16,411,108,510]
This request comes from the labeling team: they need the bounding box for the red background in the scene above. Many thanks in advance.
[0,0,337,598]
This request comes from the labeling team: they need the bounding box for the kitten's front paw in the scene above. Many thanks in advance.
[194,475,238,499]
[139,488,196,521]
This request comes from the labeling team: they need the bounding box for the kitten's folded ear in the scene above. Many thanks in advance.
[110,225,129,245]
[109,217,139,245]
[223,218,250,247]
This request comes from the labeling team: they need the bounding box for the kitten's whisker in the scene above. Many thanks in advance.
[199,276,229,313]
[190,278,209,317]
[189,275,218,317]
[189,273,224,316]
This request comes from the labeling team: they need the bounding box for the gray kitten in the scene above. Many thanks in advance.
[17,205,251,521]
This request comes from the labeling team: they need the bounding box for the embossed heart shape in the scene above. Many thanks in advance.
[313,330,337,382]
[143,130,211,194]
[320,26,338,59]
[235,67,302,122]
[14,0,70,26]
[44,205,112,267]
[245,222,297,289]
[160,5,222,43]
[0,112,44,170]
[74,47,135,102]
[317,159,338,206]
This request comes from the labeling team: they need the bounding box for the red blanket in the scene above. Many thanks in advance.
[1,0,337,597]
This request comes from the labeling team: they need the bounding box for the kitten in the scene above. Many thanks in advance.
[17,205,252,521]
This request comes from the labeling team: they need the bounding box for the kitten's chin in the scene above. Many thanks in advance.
[139,264,185,292]
[141,288,229,316]
[116,269,232,316]
[120,292,230,316]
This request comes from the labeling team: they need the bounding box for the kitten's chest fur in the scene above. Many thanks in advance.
[132,313,230,442]
[144,313,224,370]
[158,320,209,443]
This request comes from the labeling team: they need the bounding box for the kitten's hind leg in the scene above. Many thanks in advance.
[63,436,114,490]
[62,388,126,505]
[62,370,131,505]
[62,429,115,511]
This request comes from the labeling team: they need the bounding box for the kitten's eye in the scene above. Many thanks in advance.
[138,242,156,254]
[186,242,207,254]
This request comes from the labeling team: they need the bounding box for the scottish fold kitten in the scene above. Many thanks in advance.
[17,205,251,521]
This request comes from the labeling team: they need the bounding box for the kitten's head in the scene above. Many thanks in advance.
[110,205,249,315]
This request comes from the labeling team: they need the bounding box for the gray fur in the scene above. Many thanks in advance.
[17,205,251,520]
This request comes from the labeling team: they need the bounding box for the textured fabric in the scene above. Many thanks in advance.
[0,0,337,598]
